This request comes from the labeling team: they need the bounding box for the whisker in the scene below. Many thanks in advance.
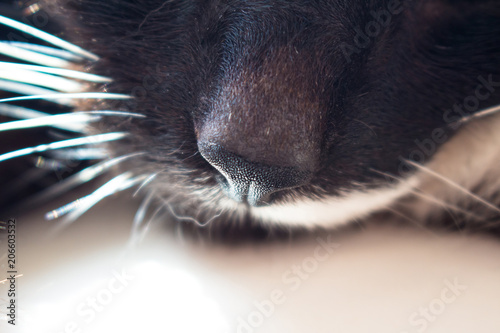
[0,104,85,132]
[49,148,108,160]
[0,62,111,82]
[21,153,144,208]
[133,200,167,244]
[0,132,128,163]
[129,191,156,246]
[0,92,131,104]
[0,15,99,61]
[0,67,84,92]
[45,195,89,221]
[5,42,85,62]
[0,111,144,133]
[66,153,144,185]
[370,168,483,219]
[455,104,500,124]
[0,103,47,119]
[385,207,442,238]
[0,41,70,67]
[47,172,149,225]
[405,159,500,214]
[165,202,223,228]
[83,110,145,117]
[0,80,66,104]
[0,113,99,132]
[63,173,149,223]
[133,173,158,197]
[411,190,481,220]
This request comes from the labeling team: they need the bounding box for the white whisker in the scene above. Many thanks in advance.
[0,104,85,132]
[84,110,145,117]
[6,42,84,62]
[135,202,166,243]
[45,173,132,221]
[0,15,99,61]
[0,113,99,132]
[370,168,482,219]
[0,132,127,163]
[0,80,68,104]
[129,191,156,245]
[0,62,111,83]
[0,92,131,104]
[72,153,144,184]
[49,148,108,160]
[133,173,158,197]
[45,195,90,221]
[165,202,223,228]
[410,190,482,220]
[456,104,500,124]
[48,172,149,226]
[0,41,70,67]
[22,153,144,208]
[405,159,500,214]
[0,67,83,92]
[0,103,46,119]
[0,111,144,133]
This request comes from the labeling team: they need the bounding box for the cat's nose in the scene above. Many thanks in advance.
[198,142,312,206]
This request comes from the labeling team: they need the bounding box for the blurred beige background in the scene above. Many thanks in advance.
[2,194,500,333]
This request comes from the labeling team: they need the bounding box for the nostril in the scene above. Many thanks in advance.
[199,142,312,206]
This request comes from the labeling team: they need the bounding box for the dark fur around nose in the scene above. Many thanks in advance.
[198,142,312,206]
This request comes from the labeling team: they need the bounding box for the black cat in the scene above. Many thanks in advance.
[1,0,500,235]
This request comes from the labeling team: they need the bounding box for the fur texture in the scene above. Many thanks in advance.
[1,0,500,235]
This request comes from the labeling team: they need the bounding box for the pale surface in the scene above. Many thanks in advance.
[1,195,500,333]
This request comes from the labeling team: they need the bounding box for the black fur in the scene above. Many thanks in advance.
[2,0,500,232]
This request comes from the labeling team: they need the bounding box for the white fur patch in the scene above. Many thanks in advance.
[249,180,417,227]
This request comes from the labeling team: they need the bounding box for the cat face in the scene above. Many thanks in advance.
[50,0,500,227]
